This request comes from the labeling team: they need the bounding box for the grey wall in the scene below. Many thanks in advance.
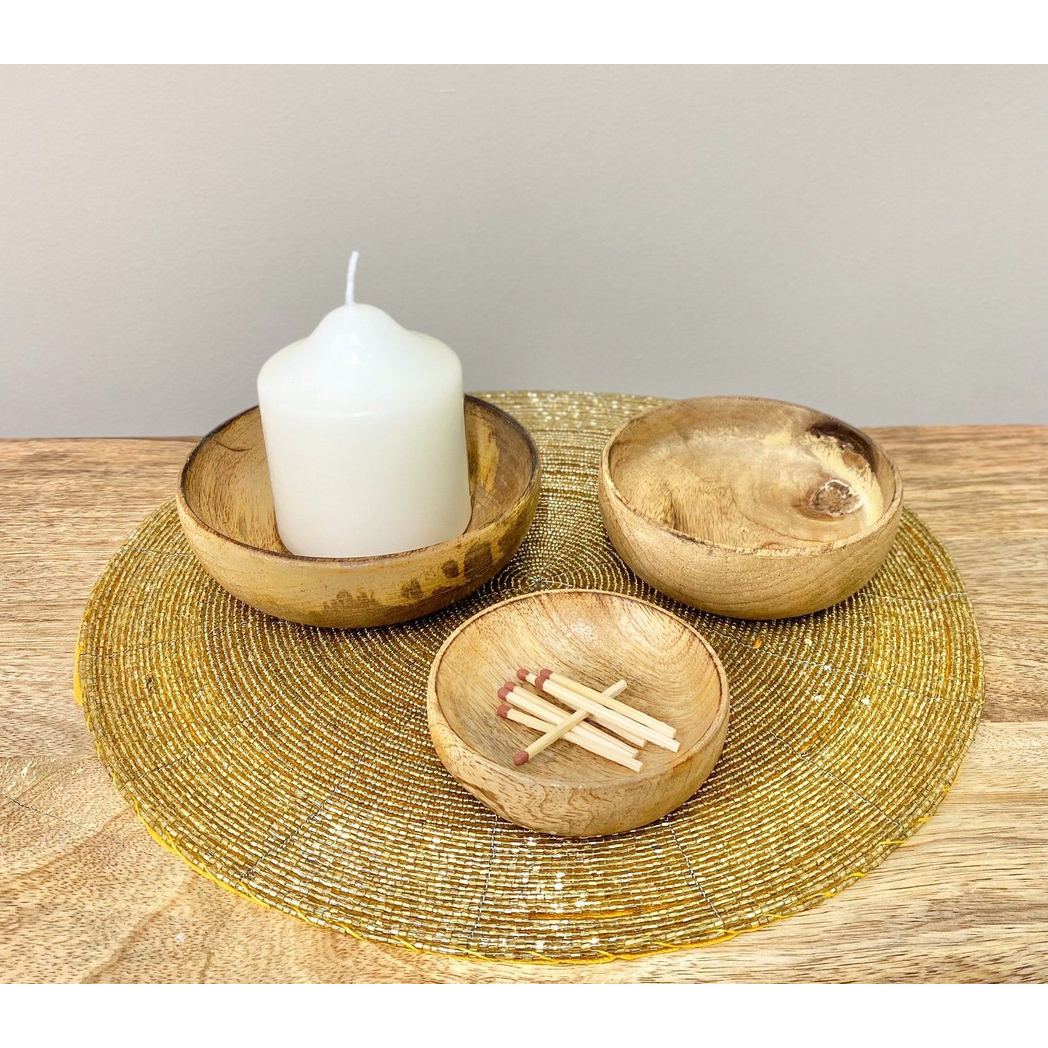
[1,65,1045,436]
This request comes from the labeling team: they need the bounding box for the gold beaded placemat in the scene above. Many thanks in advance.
[75,390,984,964]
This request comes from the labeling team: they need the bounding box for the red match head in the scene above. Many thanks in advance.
[497,686,511,701]
[515,668,530,682]
[496,704,510,718]
[513,750,530,766]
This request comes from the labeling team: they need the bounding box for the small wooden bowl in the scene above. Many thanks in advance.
[176,396,541,628]
[599,396,903,620]
[427,589,729,837]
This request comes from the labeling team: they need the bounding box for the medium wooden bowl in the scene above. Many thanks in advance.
[599,396,903,620]
[427,589,729,837]
[176,396,541,628]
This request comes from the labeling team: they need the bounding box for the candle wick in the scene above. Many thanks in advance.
[345,251,360,307]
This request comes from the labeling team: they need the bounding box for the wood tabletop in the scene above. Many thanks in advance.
[2,420,1046,983]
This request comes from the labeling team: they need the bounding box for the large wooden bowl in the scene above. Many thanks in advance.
[427,589,729,837]
[599,396,903,619]
[176,396,541,628]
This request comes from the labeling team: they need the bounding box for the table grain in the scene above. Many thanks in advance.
[2,421,1046,982]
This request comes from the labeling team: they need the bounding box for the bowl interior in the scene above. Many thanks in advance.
[606,397,899,552]
[181,397,537,556]
[431,590,725,786]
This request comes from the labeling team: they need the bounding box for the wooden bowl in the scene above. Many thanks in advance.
[599,396,903,620]
[427,589,729,837]
[176,396,541,628]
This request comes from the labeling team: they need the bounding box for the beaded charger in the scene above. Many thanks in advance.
[75,391,984,964]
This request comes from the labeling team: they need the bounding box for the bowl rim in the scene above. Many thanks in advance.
[176,395,541,566]
[600,394,904,559]
[426,587,730,789]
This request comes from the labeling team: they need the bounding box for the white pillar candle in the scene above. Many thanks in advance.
[257,254,472,558]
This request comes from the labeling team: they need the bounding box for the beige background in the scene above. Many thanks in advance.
[1,65,1045,436]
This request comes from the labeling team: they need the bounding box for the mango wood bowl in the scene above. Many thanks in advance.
[427,589,730,837]
[176,396,541,628]
[599,396,903,620]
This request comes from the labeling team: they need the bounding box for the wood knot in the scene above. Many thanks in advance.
[809,478,862,518]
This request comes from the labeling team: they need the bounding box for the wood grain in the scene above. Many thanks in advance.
[177,397,540,627]
[1,414,1046,982]
[599,397,903,618]
[426,589,729,836]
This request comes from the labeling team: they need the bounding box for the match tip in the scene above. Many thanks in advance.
[497,686,511,701]
[496,704,510,718]
[515,668,529,681]
[538,668,552,678]
[514,750,529,766]
[503,680,518,691]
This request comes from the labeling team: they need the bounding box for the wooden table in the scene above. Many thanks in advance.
[2,422,1046,982]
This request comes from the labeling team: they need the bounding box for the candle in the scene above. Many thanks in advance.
[257,254,472,558]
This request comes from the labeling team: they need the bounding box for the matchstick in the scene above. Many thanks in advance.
[519,670,679,752]
[497,705,643,772]
[513,707,589,765]
[505,676,648,748]
[497,682,639,758]
[544,670,677,739]
[508,677,632,766]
